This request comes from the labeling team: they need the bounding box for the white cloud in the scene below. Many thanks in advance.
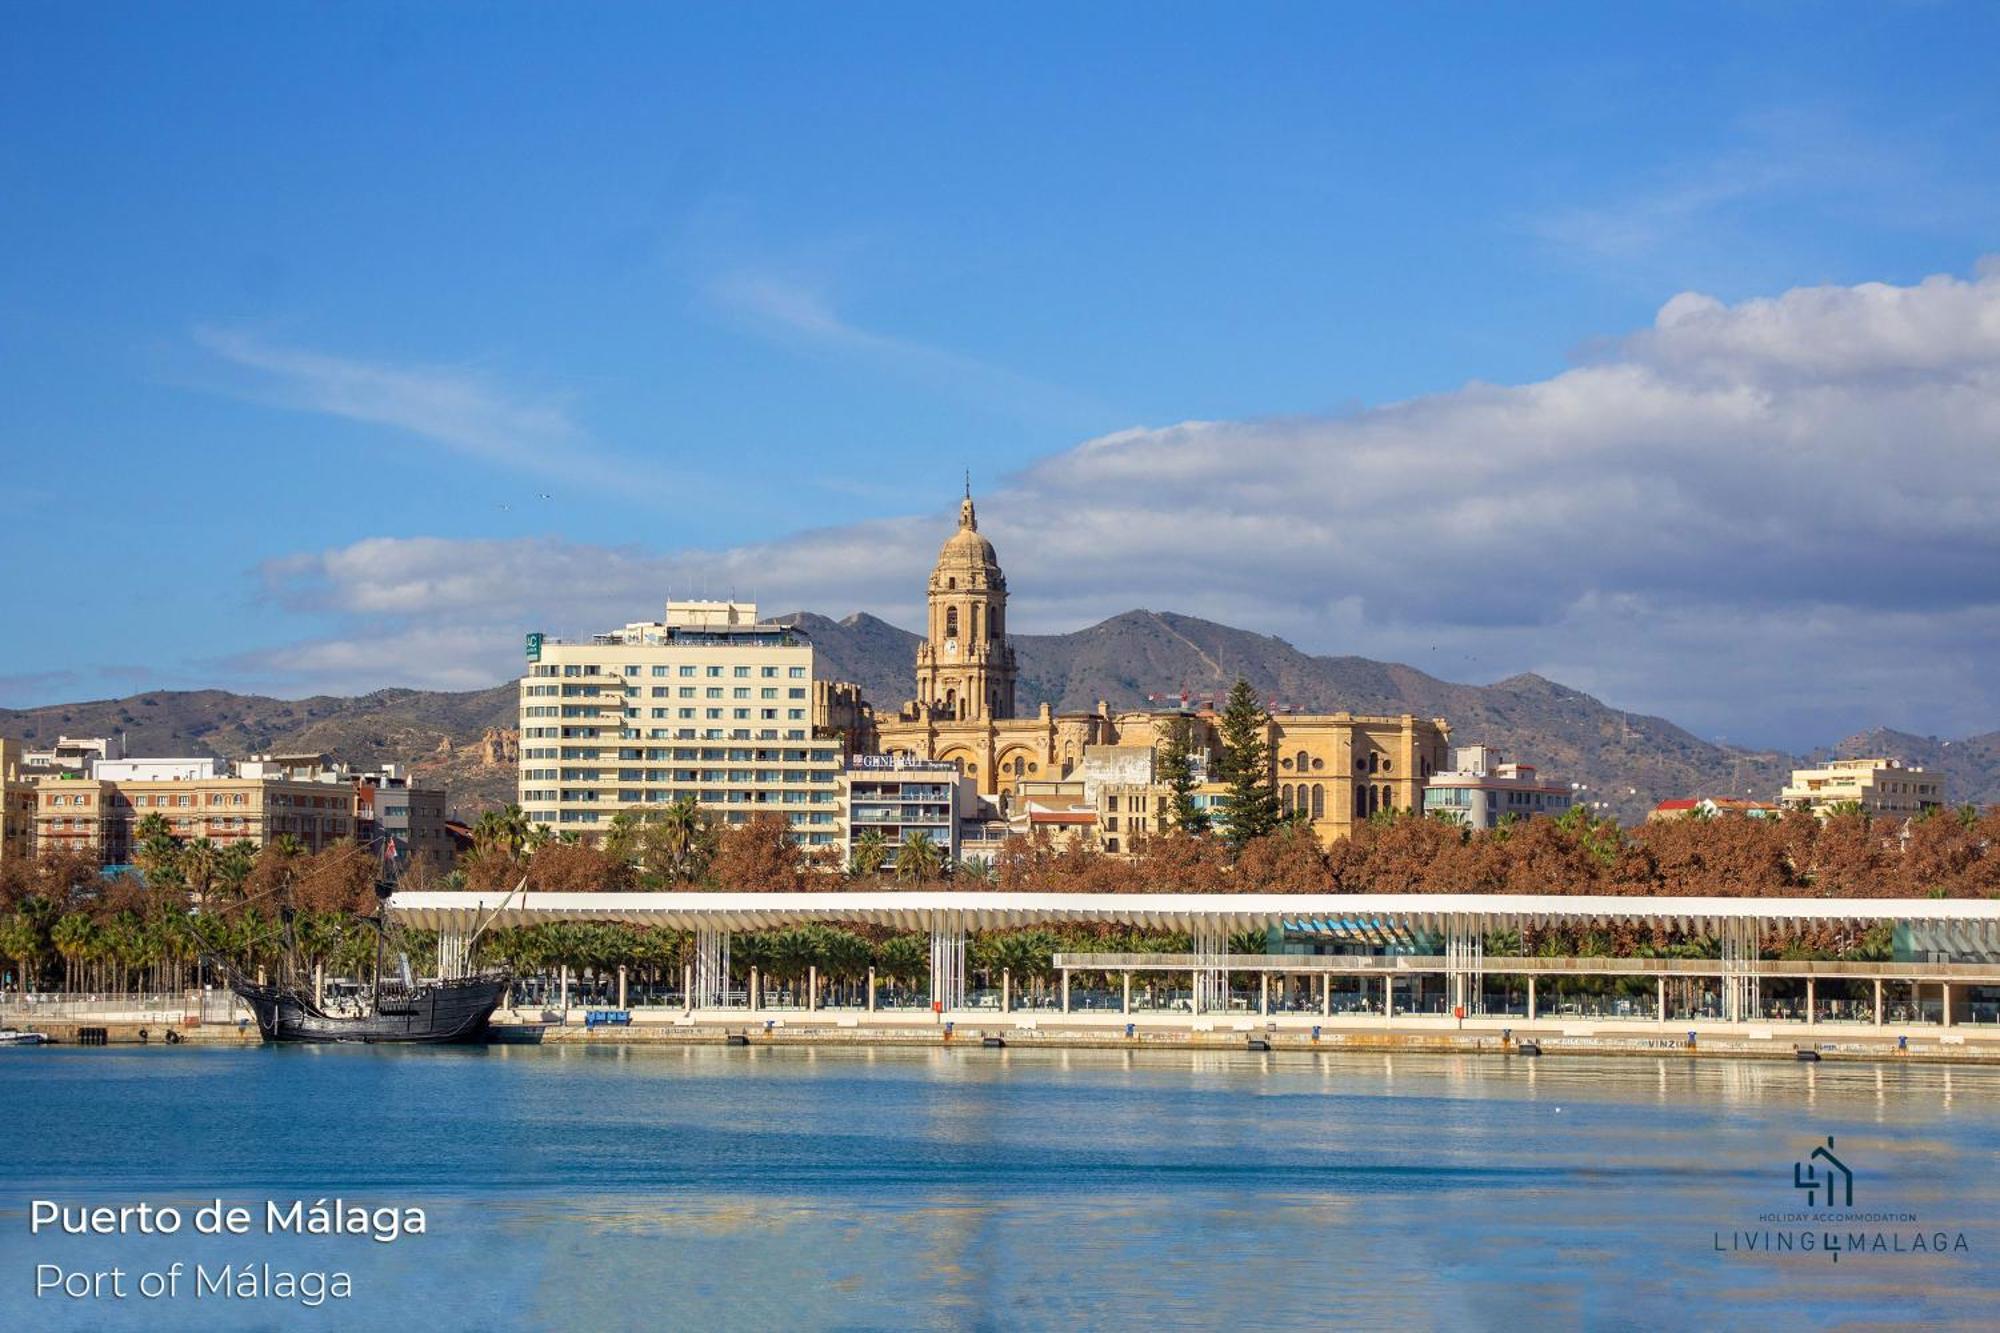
[242,264,2000,747]
[707,269,1105,426]
[192,327,656,491]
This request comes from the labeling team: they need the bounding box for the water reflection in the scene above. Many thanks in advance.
[3,1045,1996,1328]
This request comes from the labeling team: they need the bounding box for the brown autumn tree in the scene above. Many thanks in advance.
[1125,830,1230,894]
[1632,814,1797,897]
[458,844,528,893]
[1795,810,1892,898]
[292,843,379,914]
[1231,825,1331,894]
[1896,809,1998,898]
[707,813,808,892]
[525,841,632,893]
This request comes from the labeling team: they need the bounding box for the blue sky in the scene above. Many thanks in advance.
[3,4,1998,750]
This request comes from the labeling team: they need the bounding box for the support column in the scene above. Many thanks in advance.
[929,921,966,1013]
[1383,974,1394,1023]
[617,965,628,1010]
[867,966,877,1013]
[1656,975,1665,1023]
[1194,923,1227,1016]
[1121,971,1131,1016]
[808,965,819,1011]
[682,963,693,1013]
[1873,978,1884,1027]
[1259,973,1269,1016]
[437,931,470,980]
[1061,969,1071,1014]
[1942,981,1953,1028]
[1805,976,1815,1026]
[1002,968,1012,1014]
[1321,972,1330,1017]
[693,929,731,1009]
[749,967,761,1012]
[1527,976,1537,1021]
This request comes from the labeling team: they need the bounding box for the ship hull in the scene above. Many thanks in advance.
[234,977,509,1044]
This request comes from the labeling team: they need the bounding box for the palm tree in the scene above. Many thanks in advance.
[179,839,221,906]
[642,796,714,884]
[850,829,889,879]
[474,804,535,858]
[0,913,44,994]
[896,831,943,884]
[874,934,929,992]
[51,913,96,993]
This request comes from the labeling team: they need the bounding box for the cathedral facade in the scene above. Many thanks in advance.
[871,492,1451,844]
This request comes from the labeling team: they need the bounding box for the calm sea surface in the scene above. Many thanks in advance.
[2,1043,1997,1330]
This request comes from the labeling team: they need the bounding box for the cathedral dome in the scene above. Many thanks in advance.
[936,494,998,569]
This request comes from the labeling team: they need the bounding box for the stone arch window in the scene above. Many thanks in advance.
[1355,785,1367,818]
[1367,751,1379,774]
[1280,784,1293,813]
[947,577,957,590]
[944,688,957,718]
[1311,784,1325,819]
[972,604,982,641]
[1311,757,1325,771]
[1009,755,1027,776]
[1365,785,1379,816]
[1382,758,1392,774]
[1279,755,1293,772]
[945,606,959,638]
[1295,750,1309,772]
[1420,757,1431,778]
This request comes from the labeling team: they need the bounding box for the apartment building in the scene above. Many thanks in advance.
[1782,757,1945,818]
[34,769,360,865]
[518,601,845,851]
[842,755,962,869]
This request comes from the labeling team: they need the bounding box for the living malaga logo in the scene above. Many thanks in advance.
[1713,1136,1970,1263]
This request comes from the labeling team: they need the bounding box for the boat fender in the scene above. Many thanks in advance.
[137,1028,149,1044]
[165,1029,183,1045]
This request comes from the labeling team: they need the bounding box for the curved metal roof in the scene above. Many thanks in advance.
[387,890,2000,937]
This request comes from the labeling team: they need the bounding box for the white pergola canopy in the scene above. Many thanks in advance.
[388,890,2000,942]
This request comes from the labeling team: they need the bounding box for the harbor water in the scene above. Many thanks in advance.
[3,1044,1997,1328]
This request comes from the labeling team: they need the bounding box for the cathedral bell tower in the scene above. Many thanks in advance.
[914,486,1017,722]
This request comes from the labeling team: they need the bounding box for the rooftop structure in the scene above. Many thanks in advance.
[1420,745,1570,829]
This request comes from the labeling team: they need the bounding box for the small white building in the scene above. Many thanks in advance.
[93,757,222,783]
[1421,745,1571,829]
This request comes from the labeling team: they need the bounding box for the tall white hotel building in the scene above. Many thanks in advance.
[517,601,845,850]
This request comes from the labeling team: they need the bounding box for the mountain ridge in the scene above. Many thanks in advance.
[5,609,1992,821]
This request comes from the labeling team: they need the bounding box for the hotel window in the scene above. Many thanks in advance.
[733,666,750,678]
[679,665,697,677]
[789,667,805,678]
[652,666,669,677]
[761,667,778,677]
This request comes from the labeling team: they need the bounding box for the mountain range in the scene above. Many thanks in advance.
[4,608,1993,822]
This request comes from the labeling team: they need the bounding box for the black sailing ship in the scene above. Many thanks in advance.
[214,839,509,1045]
